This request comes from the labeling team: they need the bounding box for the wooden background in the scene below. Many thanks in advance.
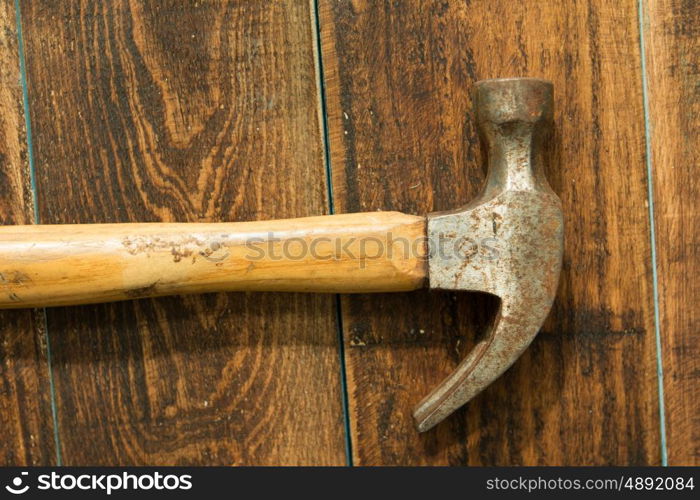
[0,0,696,465]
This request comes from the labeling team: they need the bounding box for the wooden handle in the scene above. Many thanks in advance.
[0,212,427,308]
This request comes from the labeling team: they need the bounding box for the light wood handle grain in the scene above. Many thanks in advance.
[0,212,427,308]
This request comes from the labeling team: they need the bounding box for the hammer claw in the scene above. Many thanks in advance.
[413,297,551,432]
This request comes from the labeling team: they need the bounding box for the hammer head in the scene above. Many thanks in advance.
[415,78,563,431]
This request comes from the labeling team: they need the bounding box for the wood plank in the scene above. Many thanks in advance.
[0,0,55,465]
[22,0,345,464]
[320,0,660,464]
[643,0,700,465]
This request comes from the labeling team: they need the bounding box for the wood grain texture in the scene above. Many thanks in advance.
[22,0,345,464]
[320,0,660,464]
[0,0,55,465]
[0,213,426,308]
[643,0,700,465]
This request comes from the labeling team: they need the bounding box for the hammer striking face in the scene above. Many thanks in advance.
[0,78,563,431]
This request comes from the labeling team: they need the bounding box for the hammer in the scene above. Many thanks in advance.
[0,78,563,432]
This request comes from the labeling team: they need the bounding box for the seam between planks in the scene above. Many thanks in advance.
[310,0,354,465]
[637,0,668,466]
[14,0,63,465]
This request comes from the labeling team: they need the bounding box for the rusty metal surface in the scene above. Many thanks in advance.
[415,78,564,431]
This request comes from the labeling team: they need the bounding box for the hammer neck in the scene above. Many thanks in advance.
[481,121,548,199]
